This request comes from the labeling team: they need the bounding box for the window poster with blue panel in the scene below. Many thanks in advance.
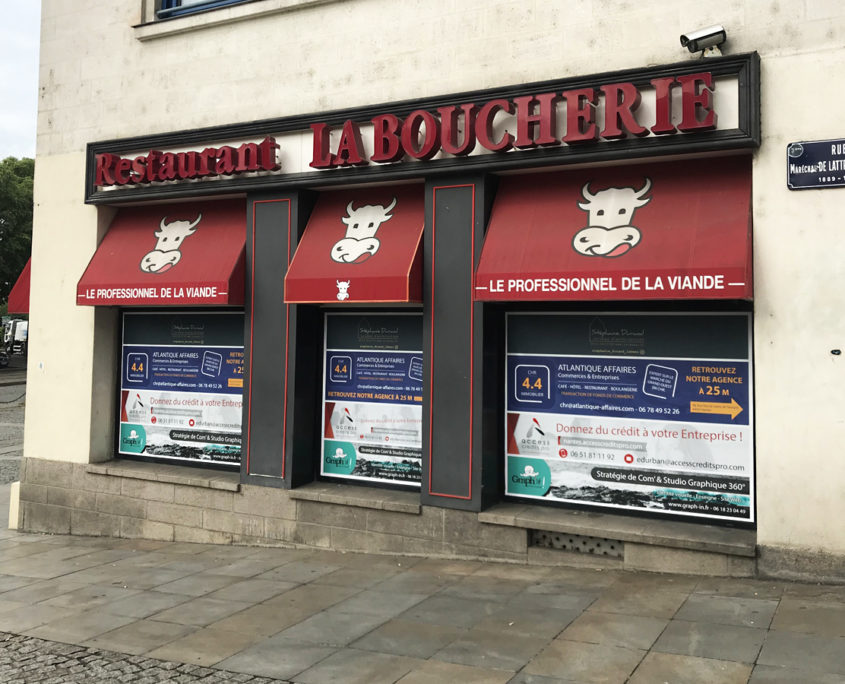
[322,313,423,487]
[506,313,754,523]
[119,311,244,467]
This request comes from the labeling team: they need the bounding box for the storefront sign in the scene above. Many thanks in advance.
[95,137,279,187]
[310,73,716,168]
[787,139,845,189]
[322,313,423,487]
[505,313,754,522]
[89,54,760,202]
[119,312,244,466]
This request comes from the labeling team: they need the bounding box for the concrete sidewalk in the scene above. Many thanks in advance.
[0,523,843,683]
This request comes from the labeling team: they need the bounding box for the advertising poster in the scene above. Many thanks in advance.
[322,313,423,487]
[506,313,754,522]
[119,312,244,467]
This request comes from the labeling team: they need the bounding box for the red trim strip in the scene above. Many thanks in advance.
[428,184,476,501]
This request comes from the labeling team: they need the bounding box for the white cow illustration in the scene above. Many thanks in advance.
[140,215,201,273]
[572,179,651,258]
[336,280,350,301]
[330,198,397,263]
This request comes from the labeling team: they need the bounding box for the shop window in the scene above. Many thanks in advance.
[118,310,244,469]
[157,0,251,19]
[504,312,754,524]
[321,312,423,488]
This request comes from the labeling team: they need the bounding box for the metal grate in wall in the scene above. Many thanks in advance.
[530,530,624,558]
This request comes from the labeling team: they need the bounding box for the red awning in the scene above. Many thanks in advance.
[77,200,245,306]
[475,156,752,301]
[285,186,423,303]
[7,258,31,314]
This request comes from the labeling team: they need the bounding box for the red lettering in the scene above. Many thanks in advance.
[130,156,146,183]
[310,123,333,169]
[401,110,440,160]
[216,146,236,174]
[650,77,677,134]
[258,136,279,171]
[476,99,514,152]
[95,153,117,186]
[514,93,560,148]
[113,157,132,185]
[198,148,218,176]
[677,72,717,131]
[333,120,367,166]
[438,104,478,156]
[562,89,597,143]
[371,114,403,163]
[145,150,161,182]
[600,82,648,139]
[236,142,260,172]
[159,152,177,180]
[176,152,198,179]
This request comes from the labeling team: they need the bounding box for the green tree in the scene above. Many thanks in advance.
[0,156,34,307]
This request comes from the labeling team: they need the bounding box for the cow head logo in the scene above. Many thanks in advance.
[572,179,651,258]
[336,280,350,301]
[140,215,201,273]
[330,198,397,263]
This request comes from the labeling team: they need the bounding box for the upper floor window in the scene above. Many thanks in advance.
[157,0,252,19]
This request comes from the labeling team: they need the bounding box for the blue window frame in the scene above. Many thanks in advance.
[157,0,251,19]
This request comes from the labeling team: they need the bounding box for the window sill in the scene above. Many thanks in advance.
[87,460,240,491]
[288,481,421,515]
[134,0,344,41]
[479,502,756,558]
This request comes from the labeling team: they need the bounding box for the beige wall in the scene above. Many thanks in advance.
[28,0,845,556]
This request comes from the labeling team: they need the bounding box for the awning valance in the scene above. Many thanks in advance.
[475,156,752,301]
[7,258,31,314]
[284,186,423,303]
[77,200,245,306]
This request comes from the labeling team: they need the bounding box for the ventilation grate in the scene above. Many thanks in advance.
[530,530,624,558]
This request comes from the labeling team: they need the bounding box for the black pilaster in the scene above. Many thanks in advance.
[421,175,496,511]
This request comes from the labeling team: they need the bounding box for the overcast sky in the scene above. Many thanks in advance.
[0,3,41,160]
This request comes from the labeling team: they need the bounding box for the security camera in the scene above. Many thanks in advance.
[680,25,727,56]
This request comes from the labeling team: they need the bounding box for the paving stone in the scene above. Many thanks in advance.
[146,626,264,667]
[748,663,845,683]
[216,635,336,680]
[472,605,580,640]
[294,647,423,684]
[756,629,845,674]
[439,575,531,602]
[674,593,779,628]
[330,589,428,617]
[652,619,766,663]
[769,597,845,637]
[40,585,142,611]
[351,618,467,659]
[154,573,241,597]
[99,589,193,618]
[587,586,689,619]
[152,596,253,626]
[204,578,297,603]
[398,595,502,629]
[559,610,669,650]
[82,619,195,655]
[628,652,751,683]
[523,638,645,682]
[432,627,545,671]
[275,607,389,646]
[25,610,137,645]
[397,658,513,683]
[255,559,342,584]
